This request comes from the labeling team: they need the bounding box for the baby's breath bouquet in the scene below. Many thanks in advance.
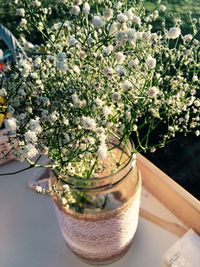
[1,1,200,263]
[1,0,199,207]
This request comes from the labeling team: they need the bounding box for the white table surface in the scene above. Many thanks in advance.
[0,160,180,267]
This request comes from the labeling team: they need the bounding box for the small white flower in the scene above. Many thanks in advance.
[81,116,96,130]
[27,107,33,113]
[112,92,121,102]
[193,75,198,82]
[102,106,112,117]
[132,124,138,131]
[126,28,137,42]
[50,112,59,122]
[152,10,159,19]
[42,8,48,14]
[194,99,200,107]
[94,98,103,107]
[24,130,38,143]
[103,8,113,20]
[18,59,32,77]
[56,52,66,61]
[16,8,25,17]
[56,53,68,72]
[167,27,181,39]
[82,2,90,15]
[63,184,69,192]
[114,1,123,9]
[23,144,38,159]
[117,13,128,23]
[5,118,17,132]
[146,56,156,69]
[68,36,78,46]
[195,130,200,137]
[183,34,193,42]
[97,131,106,143]
[30,72,39,79]
[103,67,114,76]
[34,57,42,66]
[61,197,68,206]
[150,147,156,153]
[92,15,104,28]
[36,79,42,86]
[102,45,113,56]
[70,5,80,16]
[63,118,69,126]
[132,16,141,26]
[126,111,131,118]
[116,66,126,76]
[128,58,139,68]
[73,65,80,75]
[20,18,27,26]
[36,185,43,193]
[123,80,132,91]
[97,144,107,160]
[115,52,126,64]
[116,31,127,43]
[142,31,151,41]
[150,33,158,42]
[78,50,86,59]
[33,0,41,7]
[29,118,42,133]
[124,9,134,21]
[147,86,160,97]
[168,126,174,132]
[159,5,166,12]
[87,136,95,145]
[57,61,68,72]
[136,31,143,39]
[72,93,79,105]
[0,88,7,96]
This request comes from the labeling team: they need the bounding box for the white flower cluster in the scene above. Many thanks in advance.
[2,0,199,182]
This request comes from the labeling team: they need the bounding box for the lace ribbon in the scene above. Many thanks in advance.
[53,182,141,261]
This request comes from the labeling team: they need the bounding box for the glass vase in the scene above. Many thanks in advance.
[50,139,141,265]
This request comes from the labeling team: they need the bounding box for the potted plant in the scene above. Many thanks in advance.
[1,0,199,264]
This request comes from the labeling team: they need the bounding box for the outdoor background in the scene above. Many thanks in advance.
[0,0,200,199]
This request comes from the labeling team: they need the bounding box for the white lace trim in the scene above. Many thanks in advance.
[53,184,141,260]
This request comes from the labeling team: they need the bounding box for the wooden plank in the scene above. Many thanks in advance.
[137,154,200,235]
[139,208,188,237]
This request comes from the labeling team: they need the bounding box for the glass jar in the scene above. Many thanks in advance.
[50,140,141,265]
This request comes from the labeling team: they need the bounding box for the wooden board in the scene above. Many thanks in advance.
[137,153,200,236]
